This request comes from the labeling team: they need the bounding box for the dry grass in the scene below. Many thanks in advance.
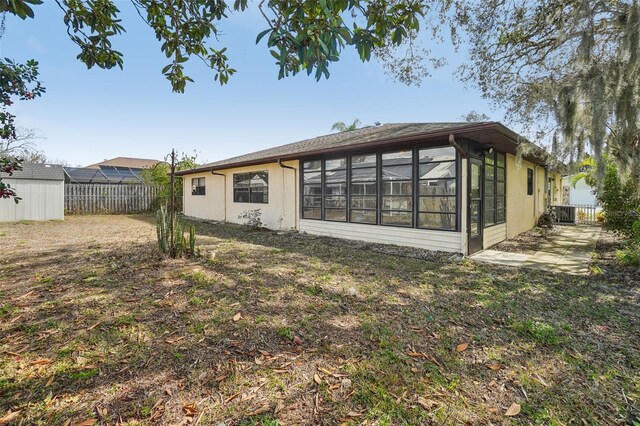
[0,215,638,425]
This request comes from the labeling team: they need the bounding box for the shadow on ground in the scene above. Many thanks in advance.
[0,215,638,425]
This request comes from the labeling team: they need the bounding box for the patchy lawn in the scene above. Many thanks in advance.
[0,215,638,425]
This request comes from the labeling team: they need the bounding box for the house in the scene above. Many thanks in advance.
[177,122,562,255]
[85,157,162,170]
[64,157,162,184]
[0,162,65,222]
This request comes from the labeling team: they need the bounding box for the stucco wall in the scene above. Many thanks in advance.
[182,160,299,230]
[550,172,563,205]
[182,171,225,221]
[505,154,547,238]
[0,179,64,222]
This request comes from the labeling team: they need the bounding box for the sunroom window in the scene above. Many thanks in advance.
[324,158,347,221]
[350,154,377,224]
[417,146,456,230]
[301,145,459,232]
[381,150,413,226]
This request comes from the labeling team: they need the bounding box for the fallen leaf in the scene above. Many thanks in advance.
[533,373,550,388]
[29,358,52,366]
[313,373,322,385]
[505,403,521,416]
[165,336,185,344]
[232,312,243,322]
[87,321,102,330]
[417,397,437,410]
[182,403,197,416]
[0,411,21,426]
[293,335,302,345]
[75,419,97,426]
[455,342,469,352]
[486,363,501,371]
[246,403,271,416]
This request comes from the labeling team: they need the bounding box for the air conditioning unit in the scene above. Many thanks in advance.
[551,205,576,224]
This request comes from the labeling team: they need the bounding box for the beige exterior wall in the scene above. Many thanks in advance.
[505,154,549,238]
[182,160,299,231]
[550,172,563,205]
[182,171,225,221]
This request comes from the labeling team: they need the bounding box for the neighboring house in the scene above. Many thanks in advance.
[177,122,562,255]
[64,157,162,184]
[85,157,162,170]
[0,163,65,222]
[561,175,599,206]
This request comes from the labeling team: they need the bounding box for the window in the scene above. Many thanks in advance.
[350,154,377,224]
[302,160,322,219]
[417,146,457,230]
[191,177,205,195]
[324,158,347,221]
[484,152,506,226]
[381,150,413,226]
[233,171,269,203]
[527,168,534,195]
[301,145,459,231]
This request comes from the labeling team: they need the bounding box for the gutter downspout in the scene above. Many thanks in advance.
[278,159,298,231]
[448,133,467,158]
[533,165,538,220]
[211,170,227,222]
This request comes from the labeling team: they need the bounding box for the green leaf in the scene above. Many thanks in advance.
[256,29,271,44]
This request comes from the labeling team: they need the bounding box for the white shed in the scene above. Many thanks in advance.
[0,163,65,222]
[561,175,599,206]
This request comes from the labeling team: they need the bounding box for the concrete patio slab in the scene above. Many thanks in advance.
[470,225,601,275]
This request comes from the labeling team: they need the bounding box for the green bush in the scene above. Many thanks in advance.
[632,217,640,243]
[141,152,199,212]
[585,161,639,236]
[615,244,640,266]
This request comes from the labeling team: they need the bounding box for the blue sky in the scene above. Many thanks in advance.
[2,2,500,166]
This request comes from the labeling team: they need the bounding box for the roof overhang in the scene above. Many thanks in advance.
[176,122,552,176]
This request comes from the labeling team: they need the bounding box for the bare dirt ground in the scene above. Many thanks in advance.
[492,226,562,255]
[0,215,639,425]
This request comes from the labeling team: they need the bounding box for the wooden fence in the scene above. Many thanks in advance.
[65,183,160,214]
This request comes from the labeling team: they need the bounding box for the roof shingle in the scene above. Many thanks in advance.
[86,157,162,170]
[179,122,508,175]
[1,162,65,181]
